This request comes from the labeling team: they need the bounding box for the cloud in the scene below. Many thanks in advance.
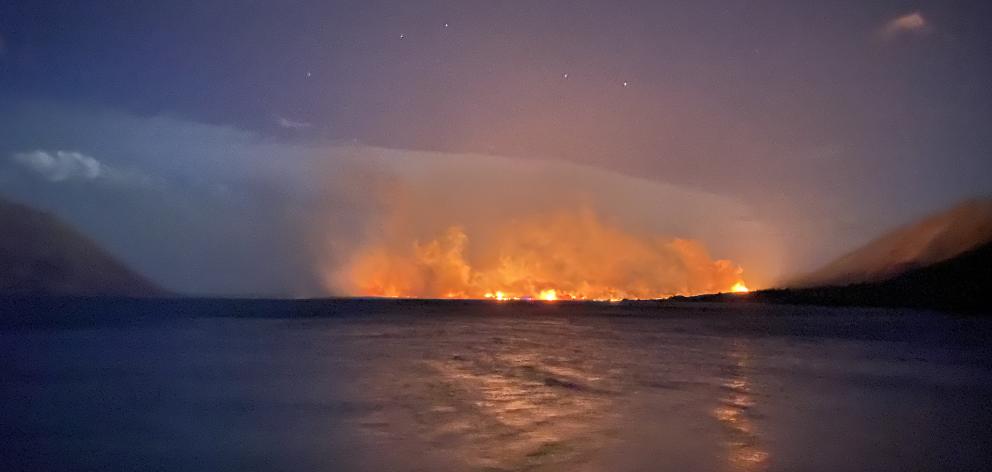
[276,116,312,129]
[880,12,929,39]
[0,101,339,296]
[12,150,104,182]
[0,100,781,297]
[10,149,152,186]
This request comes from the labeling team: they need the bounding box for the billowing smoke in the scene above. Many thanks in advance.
[315,148,775,299]
[335,210,742,299]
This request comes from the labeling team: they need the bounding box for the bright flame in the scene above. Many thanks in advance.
[538,289,558,301]
[484,291,507,301]
[334,210,747,300]
[730,281,750,293]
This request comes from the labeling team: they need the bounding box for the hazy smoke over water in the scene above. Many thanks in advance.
[317,149,769,299]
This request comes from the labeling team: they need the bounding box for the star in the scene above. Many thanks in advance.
[306,71,312,78]
[399,33,405,39]
[443,23,449,28]
[623,81,629,87]
[563,73,569,79]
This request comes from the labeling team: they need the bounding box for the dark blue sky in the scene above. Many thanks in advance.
[1,1,990,295]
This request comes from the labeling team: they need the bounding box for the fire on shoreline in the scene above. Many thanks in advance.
[336,210,749,301]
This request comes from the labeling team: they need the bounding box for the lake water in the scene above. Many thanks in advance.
[2,299,991,471]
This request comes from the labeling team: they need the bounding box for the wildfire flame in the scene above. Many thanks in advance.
[483,291,507,301]
[333,210,749,301]
[730,282,750,293]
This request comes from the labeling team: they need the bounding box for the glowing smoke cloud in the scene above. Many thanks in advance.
[316,149,770,299]
[338,210,744,299]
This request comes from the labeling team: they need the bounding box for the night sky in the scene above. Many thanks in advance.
[1,1,990,296]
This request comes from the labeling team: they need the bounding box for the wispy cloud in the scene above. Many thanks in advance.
[880,11,929,39]
[12,150,104,182]
[11,149,151,186]
[276,116,312,129]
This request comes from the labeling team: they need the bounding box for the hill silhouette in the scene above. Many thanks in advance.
[790,198,992,287]
[684,240,992,313]
[0,198,163,296]
[682,199,992,313]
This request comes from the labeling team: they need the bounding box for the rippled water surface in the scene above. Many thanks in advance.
[3,300,991,471]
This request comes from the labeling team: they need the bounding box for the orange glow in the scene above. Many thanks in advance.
[334,210,748,300]
[484,291,507,301]
[730,281,750,293]
[538,289,558,301]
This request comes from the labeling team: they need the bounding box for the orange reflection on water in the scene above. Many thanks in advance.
[424,322,619,470]
[714,341,770,471]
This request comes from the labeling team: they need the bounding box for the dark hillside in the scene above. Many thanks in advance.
[0,198,163,297]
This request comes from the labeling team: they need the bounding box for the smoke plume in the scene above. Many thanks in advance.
[315,149,769,299]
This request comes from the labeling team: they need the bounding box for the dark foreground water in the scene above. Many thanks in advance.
[2,298,991,471]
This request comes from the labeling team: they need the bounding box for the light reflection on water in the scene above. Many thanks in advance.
[3,305,992,471]
[344,318,786,471]
[422,320,621,469]
[345,317,627,470]
[714,340,770,471]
